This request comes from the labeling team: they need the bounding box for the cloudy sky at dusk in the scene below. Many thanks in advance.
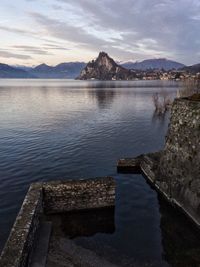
[0,0,200,66]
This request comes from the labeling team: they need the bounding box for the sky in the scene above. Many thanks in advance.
[0,0,200,66]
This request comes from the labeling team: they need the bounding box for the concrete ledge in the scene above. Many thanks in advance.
[117,152,160,175]
[0,177,116,267]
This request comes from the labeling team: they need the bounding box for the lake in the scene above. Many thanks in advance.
[0,79,200,267]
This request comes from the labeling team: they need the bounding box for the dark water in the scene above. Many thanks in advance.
[0,79,199,266]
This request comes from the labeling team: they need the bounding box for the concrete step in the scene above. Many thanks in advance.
[30,221,52,267]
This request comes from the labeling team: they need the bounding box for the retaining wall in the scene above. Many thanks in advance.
[158,98,200,224]
[117,97,200,226]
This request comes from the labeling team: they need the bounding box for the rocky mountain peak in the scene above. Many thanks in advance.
[77,52,135,80]
[95,52,117,71]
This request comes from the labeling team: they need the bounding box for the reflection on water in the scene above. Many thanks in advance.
[0,79,181,88]
[158,196,200,267]
[152,110,169,125]
[49,191,200,267]
[89,89,116,109]
[60,208,115,238]
[1,79,198,267]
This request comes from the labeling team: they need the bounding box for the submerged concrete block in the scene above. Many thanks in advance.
[117,156,142,173]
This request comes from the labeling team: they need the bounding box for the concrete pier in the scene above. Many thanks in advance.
[0,177,116,267]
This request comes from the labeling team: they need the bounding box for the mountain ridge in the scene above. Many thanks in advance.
[121,58,185,71]
[182,63,200,74]
[0,63,34,78]
[0,54,199,79]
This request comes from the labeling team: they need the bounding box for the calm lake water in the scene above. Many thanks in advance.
[0,79,200,267]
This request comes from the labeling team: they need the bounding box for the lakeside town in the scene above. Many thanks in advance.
[131,69,200,81]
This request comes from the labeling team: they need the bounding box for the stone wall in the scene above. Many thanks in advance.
[0,183,43,267]
[158,98,200,224]
[43,177,115,214]
[0,177,115,267]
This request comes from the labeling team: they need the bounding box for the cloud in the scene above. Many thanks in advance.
[11,45,52,55]
[52,0,200,63]
[0,25,35,35]
[30,12,109,46]
[29,8,170,61]
[10,44,69,55]
[1,0,200,64]
[0,50,32,60]
[0,25,70,55]
[42,44,70,51]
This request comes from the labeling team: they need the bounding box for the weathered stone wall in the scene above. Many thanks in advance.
[0,177,115,267]
[0,183,43,267]
[43,177,115,214]
[158,98,200,223]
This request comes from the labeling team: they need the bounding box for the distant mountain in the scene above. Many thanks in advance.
[0,63,34,78]
[54,62,86,78]
[182,63,200,74]
[121,58,185,71]
[77,52,136,80]
[28,62,86,79]
[33,63,53,72]
[30,63,56,78]
[1,62,85,79]
[12,65,34,72]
